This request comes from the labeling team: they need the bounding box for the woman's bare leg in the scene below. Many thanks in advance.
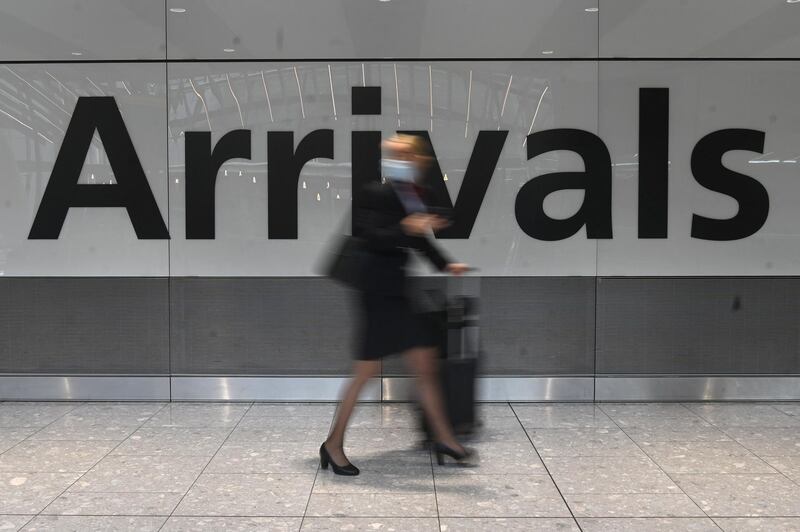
[325,359,381,465]
[404,347,463,452]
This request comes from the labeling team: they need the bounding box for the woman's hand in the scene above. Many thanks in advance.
[401,213,448,236]
[446,263,470,276]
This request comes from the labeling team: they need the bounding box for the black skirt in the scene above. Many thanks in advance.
[356,292,439,360]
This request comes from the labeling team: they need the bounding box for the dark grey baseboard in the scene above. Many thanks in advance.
[3,276,800,401]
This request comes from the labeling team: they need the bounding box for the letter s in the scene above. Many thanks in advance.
[690,129,769,241]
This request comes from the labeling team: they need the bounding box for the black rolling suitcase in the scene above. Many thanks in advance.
[421,276,481,438]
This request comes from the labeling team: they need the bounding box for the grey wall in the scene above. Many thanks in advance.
[596,278,800,375]
[0,278,169,374]
[171,277,596,376]
[170,278,355,375]
[4,276,800,379]
[2,0,800,398]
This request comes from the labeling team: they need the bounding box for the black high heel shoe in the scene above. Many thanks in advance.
[434,442,474,465]
[319,443,360,476]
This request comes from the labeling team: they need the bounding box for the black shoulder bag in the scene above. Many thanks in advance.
[316,208,368,289]
[323,234,367,289]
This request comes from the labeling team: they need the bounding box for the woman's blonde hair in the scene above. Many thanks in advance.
[394,134,433,170]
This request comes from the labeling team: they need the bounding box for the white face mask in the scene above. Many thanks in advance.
[382,158,417,183]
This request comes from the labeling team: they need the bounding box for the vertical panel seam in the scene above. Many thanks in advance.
[594,0,601,403]
[165,0,172,403]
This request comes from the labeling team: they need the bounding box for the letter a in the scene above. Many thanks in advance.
[29,97,168,239]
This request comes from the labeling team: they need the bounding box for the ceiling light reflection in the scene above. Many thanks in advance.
[393,63,400,127]
[523,85,549,147]
[260,70,275,123]
[293,66,306,119]
[429,65,433,132]
[499,75,513,129]
[46,71,77,100]
[188,77,212,131]
[226,73,244,127]
[327,64,337,120]
[465,69,472,138]
[0,107,33,130]
[86,77,104,96]
[32,108,64,134]
[4,66,70,115]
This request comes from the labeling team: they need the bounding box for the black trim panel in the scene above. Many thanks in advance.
[1,57,799,64]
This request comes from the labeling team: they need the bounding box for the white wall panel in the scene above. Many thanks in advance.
[0,1,165,61]
[0,63,168,276]
[1,3,799,278]
[597,61,800,276]
[166,0,599,60]
[167,61,598,276]
[600,0,800,58]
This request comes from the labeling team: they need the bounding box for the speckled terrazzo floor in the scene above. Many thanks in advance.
[1,401,799,531]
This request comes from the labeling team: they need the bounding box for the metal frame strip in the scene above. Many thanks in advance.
[2,375,798,402]
[0,375,170,401]
[595,376,800,401]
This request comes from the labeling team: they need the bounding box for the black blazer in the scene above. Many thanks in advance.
[354,181,451,296]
